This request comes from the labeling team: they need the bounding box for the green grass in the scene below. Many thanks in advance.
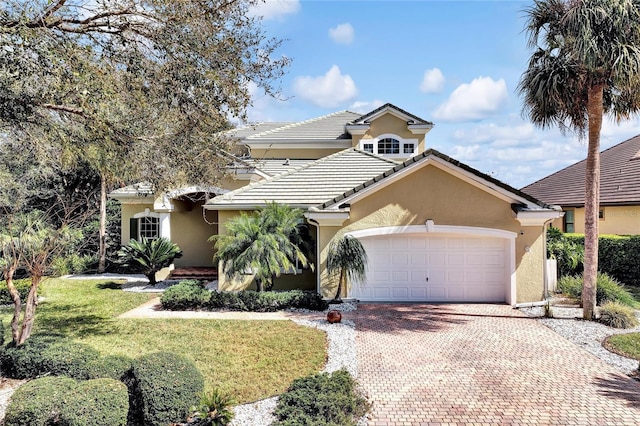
[603,333,640,360]
[0,278,327,403]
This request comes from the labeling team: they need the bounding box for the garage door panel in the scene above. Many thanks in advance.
[352,233,508,303]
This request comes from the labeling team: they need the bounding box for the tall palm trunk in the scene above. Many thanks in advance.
[582,83,604,320]
[98,173,107,273]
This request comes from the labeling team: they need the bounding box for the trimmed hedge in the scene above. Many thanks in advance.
[4,376,77,426]
[4,376,128,426]
[556,272,637,307]
[127,351,204,426]
[0,278,31,305]
[273,369,369,426]
[558,233,640,286]
[161,280,210,310]
[85,354,134,381]
[161,281,328,312]
[0,334,101,379]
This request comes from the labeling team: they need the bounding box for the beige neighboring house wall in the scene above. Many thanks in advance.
[314,164,547,304]
[552,206,640,235]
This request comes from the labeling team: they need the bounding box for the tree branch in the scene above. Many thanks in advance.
[41,104,85,116]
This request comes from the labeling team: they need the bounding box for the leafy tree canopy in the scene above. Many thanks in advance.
[0,0,290,193]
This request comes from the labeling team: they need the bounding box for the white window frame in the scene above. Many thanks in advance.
[133,209,171,240]
[359,133,418,158]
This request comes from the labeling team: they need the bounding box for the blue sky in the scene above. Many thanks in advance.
[246,0,640,189]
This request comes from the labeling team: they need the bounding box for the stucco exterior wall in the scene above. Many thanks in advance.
[215,209,317,292]
[352,113,426,154]
[562,206,640,235]
[316,164,545,303]
[120,203,154,246]
[170,203,217,267]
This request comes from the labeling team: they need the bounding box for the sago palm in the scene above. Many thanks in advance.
[117,237,183,285]
[326,235,368,303]
[518,0,640,319]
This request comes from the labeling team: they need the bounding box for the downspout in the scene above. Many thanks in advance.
[307,218,321,295]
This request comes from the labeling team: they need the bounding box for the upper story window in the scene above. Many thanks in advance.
[378,138,400,154]
[359,134,418,158]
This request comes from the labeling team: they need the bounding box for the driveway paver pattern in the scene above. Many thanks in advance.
[353,304,640,426]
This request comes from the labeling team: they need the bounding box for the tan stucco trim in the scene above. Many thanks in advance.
[345,223,518,305]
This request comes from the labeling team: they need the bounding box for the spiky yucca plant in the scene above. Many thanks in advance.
[117,237,182,285]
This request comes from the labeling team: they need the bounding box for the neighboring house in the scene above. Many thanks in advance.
[110,103,562,306]
[522,134,640,235]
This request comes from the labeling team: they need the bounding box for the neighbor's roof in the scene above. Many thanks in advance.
[237,111,360,142]
[205,149,399,208]
[522,134,640,206]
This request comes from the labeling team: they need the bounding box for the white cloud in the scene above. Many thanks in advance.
[349,99,385,114]
[452,122,536,145]
[249,0,300,20]
[292,65,358,108]
[328,23,355,45]
[419,68,445,94]
[433,76,509,122]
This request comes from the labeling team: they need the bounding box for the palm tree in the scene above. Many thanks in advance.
[518,0,640,319]
[326,235,368,303]
[212,203,313,292]
[117,237,183,285]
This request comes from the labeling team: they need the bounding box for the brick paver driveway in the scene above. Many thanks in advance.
[353,304,640,426]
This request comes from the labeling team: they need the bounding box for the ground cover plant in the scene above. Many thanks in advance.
[273,369,369,426]
[603,333,640,360]
[0,278,326,403]
[598,301,639,329]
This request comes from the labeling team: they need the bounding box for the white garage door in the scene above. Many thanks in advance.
[350,234,507,302]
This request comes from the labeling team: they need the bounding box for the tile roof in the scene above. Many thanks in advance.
[205,149,399,208]
[245,159,313,177]
[225,122,293,139]
[349,102,434,126]
[321,149,551,210]
[521,134,640,206]
[240,111,360,141]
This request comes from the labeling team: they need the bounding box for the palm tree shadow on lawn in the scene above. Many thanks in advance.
[36,303,113,338]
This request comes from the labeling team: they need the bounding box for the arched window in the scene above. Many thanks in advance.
[131,209,161,241]
[377,137,400,155]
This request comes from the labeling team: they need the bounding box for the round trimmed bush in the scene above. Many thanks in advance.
[599,301,639,329]
[161,280,210,310]
[0,278,31,305]
[4,375,76,426]
[59,378,129,426]
[85,355,133,381]
[1,334,100,379]
[128,352,204,426]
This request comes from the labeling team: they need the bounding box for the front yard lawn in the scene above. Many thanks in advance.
[0,278,327,403]
[603,333,640,360]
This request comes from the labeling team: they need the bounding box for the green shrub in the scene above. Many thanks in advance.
[0,278,31,305]
[273,369,369,426]
[51,253,98,276]
[556,273,636,307]
[4,376,76,426]
[59,378,129,426]
[599,301,639,329]
[555,233,640,286]
[161,280,210,310]
[85,355,133,381]
[128,352,205,426]
[0,334,100,379]
[190,388,235,426]
[206,290,328,312]
[547,227,584,277]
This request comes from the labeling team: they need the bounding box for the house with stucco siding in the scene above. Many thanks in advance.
[110,103,562,306]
